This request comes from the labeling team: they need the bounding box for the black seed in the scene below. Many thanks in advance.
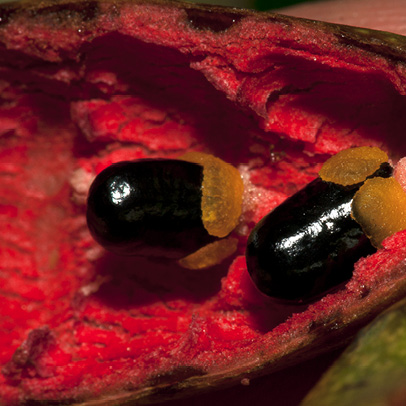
[86,159,216,259]
[246,163,392,303]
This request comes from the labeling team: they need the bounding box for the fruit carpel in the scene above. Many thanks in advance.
[3,1,406,405]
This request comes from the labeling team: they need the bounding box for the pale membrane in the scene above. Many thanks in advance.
[394,157,406,192]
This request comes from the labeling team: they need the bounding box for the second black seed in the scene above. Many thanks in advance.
[246,163,392,303]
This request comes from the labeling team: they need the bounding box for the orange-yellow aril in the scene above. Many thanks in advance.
[352,177,406,247]
[181,152,244,238]
[178,237,238,270]
[319,146,388,186]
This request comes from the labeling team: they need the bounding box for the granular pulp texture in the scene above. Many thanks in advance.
[2,1,406,404]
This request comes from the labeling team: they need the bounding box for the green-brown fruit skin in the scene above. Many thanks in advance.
[302,297,406,406]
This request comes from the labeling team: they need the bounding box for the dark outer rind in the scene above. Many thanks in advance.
[1,1,406,405]
[1,0,406,64]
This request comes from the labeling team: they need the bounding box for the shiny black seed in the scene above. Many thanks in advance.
[86,159,216,259]
[246,163,392,303]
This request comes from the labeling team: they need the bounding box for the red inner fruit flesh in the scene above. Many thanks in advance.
[2,1,406,404]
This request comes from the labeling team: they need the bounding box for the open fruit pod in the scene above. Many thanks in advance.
[2,0,406,404]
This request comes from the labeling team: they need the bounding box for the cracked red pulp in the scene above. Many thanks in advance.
[2,1,406,404]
